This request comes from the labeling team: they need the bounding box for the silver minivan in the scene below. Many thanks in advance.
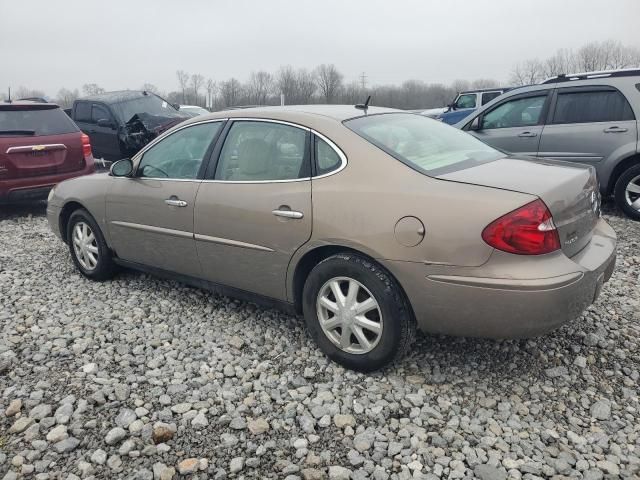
[455,69,640,220]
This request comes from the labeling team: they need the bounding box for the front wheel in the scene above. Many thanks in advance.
[66,209,116,281]
[302,253,415,372]
[614,163,640,221]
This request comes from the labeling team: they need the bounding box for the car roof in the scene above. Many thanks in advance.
[79,90,156,103]
[204,104,402,122]
[0,101,60,110]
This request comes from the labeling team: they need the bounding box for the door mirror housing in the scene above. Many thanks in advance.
[173,103,181,110]
[469,117,481,131]
[110,158,134,177]
[97,118,114,128]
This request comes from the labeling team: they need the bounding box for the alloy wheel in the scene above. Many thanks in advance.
[624,174,640,212]
[72,221,99,271]
[316,276,383,354]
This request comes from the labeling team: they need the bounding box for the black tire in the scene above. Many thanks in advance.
[66,209,116,281]
[614,163,640,221]
[302,253,415,372]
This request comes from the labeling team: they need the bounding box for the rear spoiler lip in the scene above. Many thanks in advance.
[0,103,60,111]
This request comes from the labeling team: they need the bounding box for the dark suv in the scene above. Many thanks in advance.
[0,101,95,204]
[457,69,640,220]
[70,91,189,162]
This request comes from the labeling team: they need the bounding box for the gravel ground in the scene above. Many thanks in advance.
[0,202,638,480]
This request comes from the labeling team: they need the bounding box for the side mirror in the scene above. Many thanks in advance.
[469,117,481,131]
[173,103,180,110]
[97,118,114,128]
[110,158,134,177]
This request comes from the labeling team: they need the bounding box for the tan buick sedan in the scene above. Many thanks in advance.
[47,105,616,371]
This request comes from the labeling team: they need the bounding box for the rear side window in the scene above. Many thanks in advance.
[215,121,310,181]
[0,107,79,136]
[74,102,91,122]
[552,89,635,124]
[315,136,343,175]
[481,91,502,105]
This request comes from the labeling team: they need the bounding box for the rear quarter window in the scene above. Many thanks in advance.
[0,107,79,136]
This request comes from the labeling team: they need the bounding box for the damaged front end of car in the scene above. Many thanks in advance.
[120,113,186,156]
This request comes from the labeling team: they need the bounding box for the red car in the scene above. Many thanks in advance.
[0,101,95,204]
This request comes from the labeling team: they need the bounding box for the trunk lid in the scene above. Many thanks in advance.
[440,156,600,257]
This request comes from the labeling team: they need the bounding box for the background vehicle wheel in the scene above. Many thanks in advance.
[614,164,640,221]
[66,209,115,281]
[302,253,415,372]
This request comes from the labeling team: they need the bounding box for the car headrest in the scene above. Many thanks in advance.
[237,138,270,175]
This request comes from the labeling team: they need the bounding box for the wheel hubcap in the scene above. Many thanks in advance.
[625,174,640,211]
[72,222,99,271]
[316,277,383,354]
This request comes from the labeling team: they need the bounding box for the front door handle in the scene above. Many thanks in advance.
[272,208,304,219]
[518,131,537,138]
[165,197,188,207]
[603,126,628,133]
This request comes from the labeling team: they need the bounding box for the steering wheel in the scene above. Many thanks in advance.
[142,164,169,178]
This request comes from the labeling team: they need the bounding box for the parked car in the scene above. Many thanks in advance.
[0,101,95,204]
[455,69,640,220]
[179,105,210,117]
[47,105,616,371]
[413,107,447,118]
[70,90,189,163]
[438,87,512,125]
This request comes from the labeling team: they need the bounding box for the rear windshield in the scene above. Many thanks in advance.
[0,107,79,136]
[345,113,504,175]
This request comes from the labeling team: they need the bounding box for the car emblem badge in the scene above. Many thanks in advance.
[32,145,45,151]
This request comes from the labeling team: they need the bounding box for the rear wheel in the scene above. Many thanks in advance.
[614,164,640,221]
[302,253,415,372]
[67,209,115,280]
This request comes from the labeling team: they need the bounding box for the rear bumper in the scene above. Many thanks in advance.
[0,163,95,204]
[385,218,617,338]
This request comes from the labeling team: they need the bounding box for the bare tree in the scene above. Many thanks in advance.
[509,59,544,85]
[315,64,344,103]
[471,78,501,89]
[176,70,189,103]
[219,78,243,107]
[14,86,46,99]
[451,79,470,94]
[276,66,298,105]
[296,69,316,104]
[191,74,205,106]
[56,88,80,108]
[247,71,273,105]
[82,84,105,96]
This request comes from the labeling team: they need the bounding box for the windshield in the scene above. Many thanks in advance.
[111,94,183,122]
[345,113,505,175]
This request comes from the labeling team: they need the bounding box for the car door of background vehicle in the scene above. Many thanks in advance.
[468,91,551,156]
[537,86,637,165]
[106,120,224,277]
[90,103,121,161]
[194,119,312,301]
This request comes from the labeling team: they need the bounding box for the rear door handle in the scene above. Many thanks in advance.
[272,209,304,219]
[165,197,188,207]
[603,126,628,133]
[518,131,537,138]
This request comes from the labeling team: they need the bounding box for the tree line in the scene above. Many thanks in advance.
[4,40,639,111]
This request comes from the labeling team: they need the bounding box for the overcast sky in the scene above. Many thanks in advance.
[1,0,639,97]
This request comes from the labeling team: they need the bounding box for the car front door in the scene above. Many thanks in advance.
[194,119,313,301]
[537,86,637,165]
[90,103,121,162]
[105,120,224,277]
[467,91,551,156]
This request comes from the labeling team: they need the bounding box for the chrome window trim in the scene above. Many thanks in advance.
[312,130,348,180]
[130,118,228,179]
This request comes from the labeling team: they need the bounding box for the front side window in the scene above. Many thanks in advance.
[215,121,310,181]
[454,94,476,109]
[315,136,343,175]
[481,95,546,129]
[552,89,635,124]
[91,105,113,124]
[74,102,91,122]
[481,91,502,105]
[138,122,222,179]
[345,113,504,176]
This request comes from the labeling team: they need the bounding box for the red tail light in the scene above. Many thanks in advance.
[482,199,560,255]
[81,133,92,159]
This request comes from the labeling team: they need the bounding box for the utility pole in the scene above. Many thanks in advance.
[359,72,367,91]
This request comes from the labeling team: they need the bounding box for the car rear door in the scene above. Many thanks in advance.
[467,91,551,156]
[105,120,224,277]
[537,86,637,165]
[193,119,312,301]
